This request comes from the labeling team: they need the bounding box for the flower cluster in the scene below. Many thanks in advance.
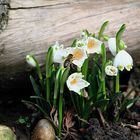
[48,30,133,94]
[26,22,135,138]
[26,29,133,95]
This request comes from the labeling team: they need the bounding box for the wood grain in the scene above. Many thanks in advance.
[0,0,140,92]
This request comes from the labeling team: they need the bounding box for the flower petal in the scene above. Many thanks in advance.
[52,42,68,64]
[85,37,102,54]
[113,50,133,71]
[108,38,116,56]
[26,55,36,67]
[70,47,88,68]
[105,65,118,76]
[66,73,90,95]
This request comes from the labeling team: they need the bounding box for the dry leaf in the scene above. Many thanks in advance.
[63,110,75,131]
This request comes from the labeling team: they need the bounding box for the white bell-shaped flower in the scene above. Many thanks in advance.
[84,37,102,54]
[108,38,127,56]
[26,55,36,67]
[113,50,133,71]
[70,47,88,68]
[52,42,68,64]
[105,65,118,76]
[66,73,90,95]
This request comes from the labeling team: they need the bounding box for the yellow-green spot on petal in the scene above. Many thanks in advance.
[118,65,124,71]
[126,64,132,71]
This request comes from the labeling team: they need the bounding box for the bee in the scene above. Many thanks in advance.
[64,54,73,68]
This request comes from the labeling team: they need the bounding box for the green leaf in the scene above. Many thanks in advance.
[46,46,54,78]
[29,55,43,81]
[102,34,110,41]
[53,68,62,108]
[30,75,40,96]
[98,21,109,39]
[71,39,77,48]
[60,67,70,93]
[94,98,109,109]
[82,58,89,80]
[121,97,140,110]
[22,100,49,118]
[109,92,122,106]
[116,24,126,53]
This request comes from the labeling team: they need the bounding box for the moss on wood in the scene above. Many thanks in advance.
[0,0,9,32]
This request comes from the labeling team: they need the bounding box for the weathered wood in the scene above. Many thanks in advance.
[0,0,140,92]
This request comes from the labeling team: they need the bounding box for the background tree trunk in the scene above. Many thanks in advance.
[0,0,140,94]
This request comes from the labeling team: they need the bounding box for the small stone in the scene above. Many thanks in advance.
[31,119,55,140]
[0,125,16,140]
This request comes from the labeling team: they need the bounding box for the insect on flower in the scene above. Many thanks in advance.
[63,54,73,68]
[68,47,88,68]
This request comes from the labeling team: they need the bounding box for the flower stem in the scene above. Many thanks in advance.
[58,67,70,138]
[101,43,106,98]
[58,90,63,137]
[115,72,120,93]
[46,77,51,105]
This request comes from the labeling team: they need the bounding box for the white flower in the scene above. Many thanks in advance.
[84,37,102,54]
[108,38,127,56]
[113,50,133,71]
[26,55,36,67]
[66,73,90,95]
[70,47,88,68]
[52,42,68,64]
[105,65,118,76]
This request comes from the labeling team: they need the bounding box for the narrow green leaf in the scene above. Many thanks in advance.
[46,46,53,78]
[121,97,140,111]
[60,67,70,93]
[102,34,110,41]
[116,24,126,52]
[30,75,40,96]
[53,68,62,108]
[71,39,77,48]
[82,58,89,80]
[98,21,109,39]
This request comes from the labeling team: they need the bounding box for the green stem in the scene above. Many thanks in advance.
[70,92,78,114]
[58,67,70,138]
[58,90,63,137]
[115,72,120,93]
[101,44,106,98]
[46,78,51,105]
[53,69,62,108]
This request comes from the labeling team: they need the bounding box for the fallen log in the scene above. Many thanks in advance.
[0,0,140,94]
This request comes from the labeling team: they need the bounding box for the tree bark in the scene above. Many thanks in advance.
[0,0,140,93]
